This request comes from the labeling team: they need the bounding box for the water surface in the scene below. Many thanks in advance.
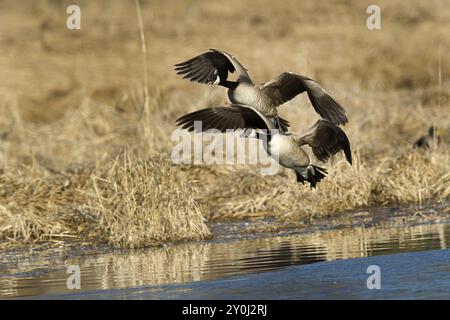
[1,221,449,299]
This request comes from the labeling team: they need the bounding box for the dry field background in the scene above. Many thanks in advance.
[0,0,449,248]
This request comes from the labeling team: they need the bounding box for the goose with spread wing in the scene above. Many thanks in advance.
[175,49,348,132]
[176,104,352,188]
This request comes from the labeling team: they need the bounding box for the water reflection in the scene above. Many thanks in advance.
[1,223,449,298]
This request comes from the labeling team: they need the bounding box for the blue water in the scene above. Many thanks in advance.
[51,248,450,300]
[1,221,450,299]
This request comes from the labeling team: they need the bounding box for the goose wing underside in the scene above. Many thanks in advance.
[296,119,352,164]
[174,50,234,85]
[261,72,348,125]
[176,104,271,132]
[174,49,251,85]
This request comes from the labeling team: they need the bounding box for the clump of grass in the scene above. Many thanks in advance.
[0,165,90,244]
[0,153,211,248]
[88,152,211,248]
[0,90,214,248]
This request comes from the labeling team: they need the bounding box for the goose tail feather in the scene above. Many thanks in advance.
[295,165,327,189]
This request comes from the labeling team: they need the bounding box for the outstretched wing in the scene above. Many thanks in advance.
[176,104,272,132]
[261,72,348,125]
[296,119,352,164]
[174,49,251,85]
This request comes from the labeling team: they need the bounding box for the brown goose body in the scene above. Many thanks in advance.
[228,83,278,117]
[175,49,349,131]
[268,134,310,168]
[176,104,352,188]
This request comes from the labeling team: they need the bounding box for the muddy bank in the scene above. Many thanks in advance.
[210,200,450,241]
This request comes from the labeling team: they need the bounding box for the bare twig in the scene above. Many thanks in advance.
[135,0,152,145]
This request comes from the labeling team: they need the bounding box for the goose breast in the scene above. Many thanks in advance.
[268,135,309,168]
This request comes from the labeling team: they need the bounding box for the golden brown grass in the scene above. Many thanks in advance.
[0,140,212,248]
[0,0,449,248]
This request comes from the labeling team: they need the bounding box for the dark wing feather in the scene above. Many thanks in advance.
[277,116,290,132]
[176,105,269,132]
[261,72,348,125]
[175,50,235,85]
[297,119,352,164]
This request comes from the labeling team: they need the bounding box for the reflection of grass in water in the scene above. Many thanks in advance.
[2,222,448,298]
[0,1,449,248]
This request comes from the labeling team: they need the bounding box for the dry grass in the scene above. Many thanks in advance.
[0,141,211,248]
[0,0,449,248]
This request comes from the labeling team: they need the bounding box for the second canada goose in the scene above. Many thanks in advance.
[176,104,352,188]
[413,126,441,149]
[175,49,348,131]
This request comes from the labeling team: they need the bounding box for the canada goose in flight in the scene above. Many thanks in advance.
[175,49,348,132]
[413,126,441,149]
[176,104,352,188]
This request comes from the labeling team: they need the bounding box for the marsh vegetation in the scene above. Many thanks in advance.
[0,0,448,248]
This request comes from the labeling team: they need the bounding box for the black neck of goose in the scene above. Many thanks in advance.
[220,80,238,90]
[255,131,272,143]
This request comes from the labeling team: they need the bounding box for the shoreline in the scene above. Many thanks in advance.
[1,200,448,253]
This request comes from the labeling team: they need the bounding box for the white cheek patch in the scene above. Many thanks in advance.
[213,75,220,85]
